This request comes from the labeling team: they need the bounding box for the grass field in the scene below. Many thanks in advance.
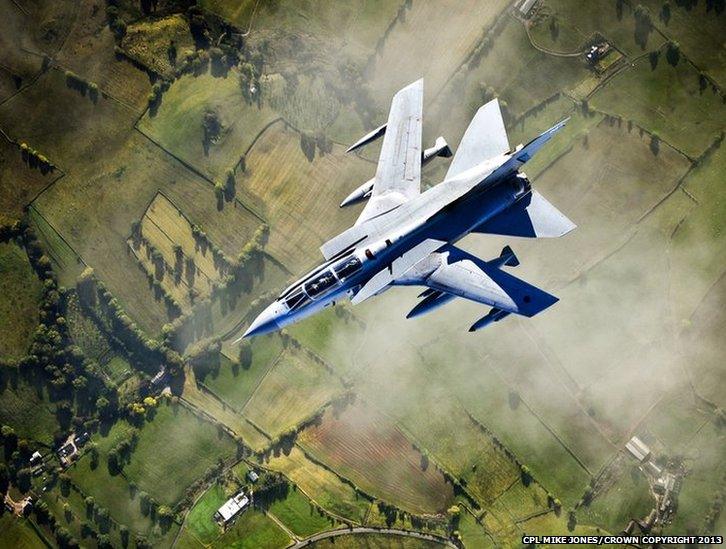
[367,0,510,102]
[27,206,84,287]
[0,514,47,549]
[533,0,667,57]
[269,485,335,537]
[0,377,58,445]
[309,534,445,548]
[0,140,61,227]
[0,242,42,360]
[639,0,726,87]
[70,442,154,533]
[299,403,454,515]
[54,0,153,110]
[579,460,653,532]
[182,365,271,451]
[590,52,726,158]
[203,333,284,408]
[212,508,290,548]
[263,446,371,523]
[183,483,227,545]
[137,68,280,181]
[121,400,237,506]
[235,122,370,271]
[430,17,588,144]
[243,349,344,437]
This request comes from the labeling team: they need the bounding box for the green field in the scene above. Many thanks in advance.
[269,485,335,537]
[0,242,42,360]
[591,51,726,158]
[264,447,371,523]
[121,400,237,506]
[137,68,279,181]
[309,534,445,548]
[183,483,227,545]
[212,508,290,548]
[0,377,58,445]
[203,333,283,408]
[243,349,344,437]
[0,515,47,549]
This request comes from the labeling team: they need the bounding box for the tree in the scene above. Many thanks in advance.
[238,340,252,370]
[120,525,130,548]
[59,473,71,496]
[107,449,120,475]
[76,267,97,308]
[158,505,174,529]
[16,468,32,492]
[666,40,680,66]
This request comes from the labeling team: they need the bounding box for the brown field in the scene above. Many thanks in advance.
[299,403,455,515]
[243,349,344,437]
[237,122,371,271]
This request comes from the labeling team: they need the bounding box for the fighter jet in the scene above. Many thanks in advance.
[240,79,575,339]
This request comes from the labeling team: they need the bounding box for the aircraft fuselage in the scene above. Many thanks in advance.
[242,155,531,337]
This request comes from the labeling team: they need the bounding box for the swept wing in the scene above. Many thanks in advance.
[355,79,423,225]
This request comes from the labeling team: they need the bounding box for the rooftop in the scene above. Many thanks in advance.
[215,491,249,523]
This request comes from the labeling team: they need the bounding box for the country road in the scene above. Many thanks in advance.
[289,526,457,548]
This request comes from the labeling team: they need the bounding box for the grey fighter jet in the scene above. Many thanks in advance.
[240,79,575,339]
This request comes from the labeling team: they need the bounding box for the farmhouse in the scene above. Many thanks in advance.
[214,490,250,526]
[625,436,651,462]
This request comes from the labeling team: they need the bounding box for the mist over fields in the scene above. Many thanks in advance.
[0,0,724,547]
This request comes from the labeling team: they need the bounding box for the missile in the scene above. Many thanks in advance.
[340,137,453,208]
[487,245,520,270]
[406,290,455,319]
[469,308,510,332]
[346,123,387,153]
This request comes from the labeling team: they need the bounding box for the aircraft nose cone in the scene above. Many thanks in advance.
[242,302,281,339]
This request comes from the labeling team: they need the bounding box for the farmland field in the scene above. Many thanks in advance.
[0,515,46,549]
[182,483,227,545]
[298,403,455,515]
[137,68,280,181]
[0,242,42,359]
[121,400,237,506]
[203,333,284,408]
[269,485,335,537]
[243,349,344,437]
[309,534,446,548]
[0,377,58,445]
[263,446,371,523]
[591,52,726,158]
[235,122,371,271]
[1,0,725,545]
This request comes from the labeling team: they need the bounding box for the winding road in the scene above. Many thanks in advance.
[289,526,456,548]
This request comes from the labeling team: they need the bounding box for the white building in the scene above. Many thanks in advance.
[625,436,651,462]
[214,491,250,525]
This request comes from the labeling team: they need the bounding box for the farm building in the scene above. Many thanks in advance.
[214,491,250,526]
[247,470,259,483]
[625,436,651,462]
[519,0,537,16]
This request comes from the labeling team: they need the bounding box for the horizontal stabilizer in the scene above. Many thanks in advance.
[474,190,576,238]
[421,246,559,317]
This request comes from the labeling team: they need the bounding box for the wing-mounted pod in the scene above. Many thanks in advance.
[345,123,387,154]
[469,308,510,332]
[340,137,452,208]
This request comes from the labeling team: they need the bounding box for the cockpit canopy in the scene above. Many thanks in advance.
[282,254,363,310]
